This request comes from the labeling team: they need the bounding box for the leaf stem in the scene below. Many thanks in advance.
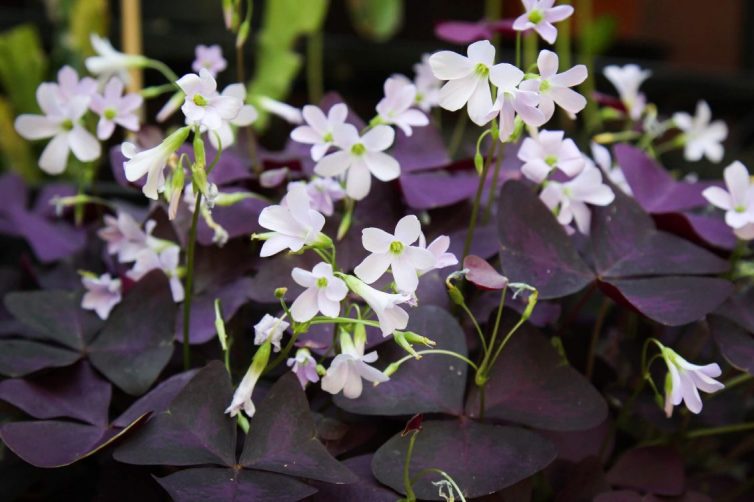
[585,298,611,379]
[462,134,498,260]
[182,194,202,370]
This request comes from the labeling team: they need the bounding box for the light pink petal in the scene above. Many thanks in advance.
[467,80,494,126]
[702,186,732,210]
[38,134,70,174]
[362,125,394,152]
[15,114,58,140]
[537,50,559,78]
[260,234,300,257]
[489,63,524,91]
[68,125,101,162]
[535,21,558,44]
[291,125,321,145]
[551,64,588,87]
[97,119,116,140]
[392,255,419,292]
[346,162,372,200]
[357,361,389,383]
[354,252,392,284]
[394,215,421,244]
[438,73,479,112]
[362,227,394,253]
[317,290,340,318]
[315,151,351,177]
[342,368,363,398]
[290,287,320,322]
[724,161,750,205]
[302,105,329,133]
[521,159,552,183]
[544,4,574,23]
[405,246,436,271]
[363,152,400,182]
[428,50,473,80]
[328,103,348,124]
[291,267,317,288]
[551,87,587,115]
[325,277,348,302]
[467,40,495,66]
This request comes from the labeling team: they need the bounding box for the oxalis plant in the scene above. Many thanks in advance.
[1,0,753,500]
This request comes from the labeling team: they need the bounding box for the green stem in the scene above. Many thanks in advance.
[403,432,419,501]
[447,112,468,159]
[476,285,507,381]
[523,31,538,70]
[483,142,505,222]
[686,422,754,439]
[144,59,179,83]
[182,194,203,370]
[307,30,324,103]
[488,308,528,369]
[265,331,301,373]
[576,0,599,131]
[458,302,488,353]
[462,137,498,260]
[309,317,381,329]
[391,350,479,373]
[585,298,610,379]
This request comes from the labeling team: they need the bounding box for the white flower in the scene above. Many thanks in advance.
[290,262,348,322]
[259,96,303,124]
[413,54,442,112]
[290,103,349,161]
[343,275,412,337]
[287,348,320,388]
[661,345,724,417]
[257,183,327,257]
[127,245,184,302]
[519,50,587,122]
[55,66,97,102]
[355,215,436,293]
[81,273,122,320]
[253,313,290,352]
[89,77,143,140]
[702,161,754,230]
[603,64,651,120]
[287,177,345,216]
[321,331,389,399]
[513,0,574,44]
[86,34,145,83]
[207,83,258,150]
[97,211,156,262]
[734,223,754,241]
[518,129,585,183]
[226,340,271,418]
[260,167,290,188]
[314,124,400,200]
[418,233,458,272]
[122,126,190,200]
[429,40,500,125]
[539,166,615,234]
[176,69,242,131]
[15,83,101,175]
[486,63,544,141]
[192,44,227,77]
[375,76,429,136]
[673,100,727,163]
[590,142,632,195]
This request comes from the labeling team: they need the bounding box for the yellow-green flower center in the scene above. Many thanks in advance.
[193,94,208,106]
[323,132,334,142]
[474,63,489,77]
[389,241,404,255]
[61,119,74,131]
[545,155,558,167]
[351,143,366,156]
[539,80,551,92]
[735,204,746,213]
[528,9,544,24]
[316,277,328,288]
[104,108,117,120]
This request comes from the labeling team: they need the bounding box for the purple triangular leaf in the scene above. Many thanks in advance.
[400,170,480,210]
[10,209,87,263]
[0,173,28,214]
[392,123,449,173]
[0,339,80,377]
[311,455,399,501]
[653,213,737,251]
[708,316,754,375]
[114,369,199,428]
[606,446,685,496]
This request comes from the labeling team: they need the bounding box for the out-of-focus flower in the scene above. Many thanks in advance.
[660,345,724,417]
[321,331,388,398]
[253,313,289,352]
[486,63,544,140]
[192,44,227,77]
[287,348,319,388]
[413,54,442,111]
[226,339,271,418]
[259,97,303,124]
[81,273,122,320]
[539,166,615,234]
[418,234,457,273]
[314,124,400,200]
[55,66,97,102]
[590,142,632,195]
[375,76,429,136]
[673,100,727,163]
[15,83,101,174]
[512,0,574,44]
[86,34,145,83]
[355,215,436,293]
[127,245,184,302]
[290,103,349,161]
[702,161,754,231]
[256,183,327,257]
[519,50,587,122]
[122,126,190,200]
[290,262,348,322]
[518,129,584,183]
[207,83,257,150]
[90,77,143,140]
[603,64,651,121]
[260,167,290,188]
[98,211,156,262]
[287,177,345,216]
[343,275,412,337]
[177,69,242,131]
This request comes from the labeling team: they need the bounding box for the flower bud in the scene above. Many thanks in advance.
[393,331,421,359]
[316,364,327,376]
[403,331,435,347]
[446,283,466,306]
[473,152,484,175]
[274,287,287,299]
[353,322,367,349]
[214,299,228,352]
[382,361,401,378]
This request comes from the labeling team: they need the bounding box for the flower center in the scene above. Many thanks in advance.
[193,94,208,106]
[735,204,746,213]
[528,9,544,24]
[539,80,551,92]
[474,63,489,77]
[351,143,366,156]
[563,186,572,198]
[61,119,74,131]
[545,155,558,167]
[104,107,117,120]
[389,240,404,255]
[316,277,328,288]
[323,132,334,142]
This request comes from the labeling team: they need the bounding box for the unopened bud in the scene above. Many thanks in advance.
[473,152,484,175]
[382,361,401,378]
[403,331,435,347]
[214,299,228,351]
[447,284,466,306]
[353,322,367,349]
[274,287,287,299]
[236,20,250,48]
[393,331,421,359]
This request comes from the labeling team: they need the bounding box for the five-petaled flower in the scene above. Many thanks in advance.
[673,100,728,163]
[90,77,143,140]
[81,273,122,320]
[122,126,191,200]
[603,64,651,121]
[127,245,185,302]
[321,331,389,399]
[519,50,587,122]
[518,129,585,183]
[485,62,544,141]
[343,275,412,337]
[192,44,227,77]
[287,177,345,217]
[176,68,243,131]
[512,0,574,44]
[86,34,145,83]
[207,83,258,150]
[660,345,724,418]
[418,233,458,273]
[702,161,754,239]
[253,314,290,352]
[290,262,348,322]
[375,76,429,136]
[290,103,349,161]
[286,348,320,388]
[98,211,157,262]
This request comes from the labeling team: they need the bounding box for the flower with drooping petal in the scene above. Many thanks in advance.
[192,44,227,77]
[253,313,290,352]
[226,339,272,418]
[429,40,500,125]
[518,129,585,183]
[207,83,258,150]
[413,54,442,112]
[673,100,727,163]
[257,183,327,257]
[314,124,400,200]
[486,63,544,141]
[287,348,320,388]
[417,233,458,273]
[81,273,122,320]
[98,211,156,262]
[513,0,574,44]
[290,262,348,322]
[702,161,754,231]
[288,177,345,216]
[290,103,349,161]
[176,68,242,131]
[519,50,587,122]
[55,66,97,103]
[660,345,724,417]
[590,142,632,195]
[343,275,412,337]
[86,34,146,83]
[603,64,651,120]
[539,165,615,234]
[122,126,191,199]
[375,76,429,136]
[89,77,143,140]
[355,215,436,293]
[15,83,101,174]
[127,246,184,302]
[321,331,389,398]
[259,96,303,124]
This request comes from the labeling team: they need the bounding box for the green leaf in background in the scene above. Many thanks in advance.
[68,0,109,56]
[248,0,329,129]
[346,0,403,42]
[0,25,47,114]
[0,98,39,182]
[579,15,617,56]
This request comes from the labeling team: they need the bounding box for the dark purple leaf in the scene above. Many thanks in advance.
[555,457,610,501]
[32,182,76,216]
[113,361,237,467]
[240,373,356,484]
[0,339,80,377]
[113,369,199,428]
[594,491,643,502]
[0,361,110,426]
[193,240,256,294]
[4,290,101,350]
[714,289,754,332]
[400,170,481,210]
[653,213,736,251]
[206,147,252,186]
[464,255,508,290]
[708,316,754,375]
[334,306,468,416]
[392,123,449,173]
[606,446,685,496]
[497,180,593,299]
[10,209,87,263]
[155,467,317,502]
[466,324,607,431]
[89,271,176,395]
[372,419,556,500]
[311,455,399,502]
[540,419,612,463]
[0,173,28,214]
[448,223,500,259]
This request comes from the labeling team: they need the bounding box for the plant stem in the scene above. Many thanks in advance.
[523,31,538,70]
[576,0,600,132]
[391,350,479,373]
[483,142,505,222]
[585,298,610,379]
[458,302,488,353]
[447,112,468,159]
[403,432,419,502]
[476,285,507,381]
[462,139,498,260]
[686,422,754,439]
[182,195,202,370]
[307,30,324,103]
[515,31,522,69]
[144,59,179,83]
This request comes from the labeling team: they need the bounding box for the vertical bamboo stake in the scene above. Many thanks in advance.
[121,0,143,94]
[576,0,599,131]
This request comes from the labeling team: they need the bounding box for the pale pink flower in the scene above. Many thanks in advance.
[81,273,122,320]
[257,183,327,257]
[418,233,458,272]
[127,246,184,302]
[673,100,727,163]
[661,346,724,417]
[259,97,303,124]
[702,161,754,230]
[89,77,143,140]
[287,348,319,388]
[519,50,587,122]
[518,129,585,183]
[603,64,651,121]
[513,0,574,44]
[122,126,190,200]
[290,262,348,322]
[192,44,227,77]
[376,76,428,136]
[176,69,242,131]
[55,66,97,102]
[343,275,412,337]
[287,177,345,216]
[253,314,290,352]
[260,167,290,188]
[290,103,349,161]
[86,34,145,83]
[485,63,544,141]
[207,83,258,150]
[539,166,615,234]
[590,142,632,195]
[98,211,156,262]
[321,332,388,398]
[413,54,442,111]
